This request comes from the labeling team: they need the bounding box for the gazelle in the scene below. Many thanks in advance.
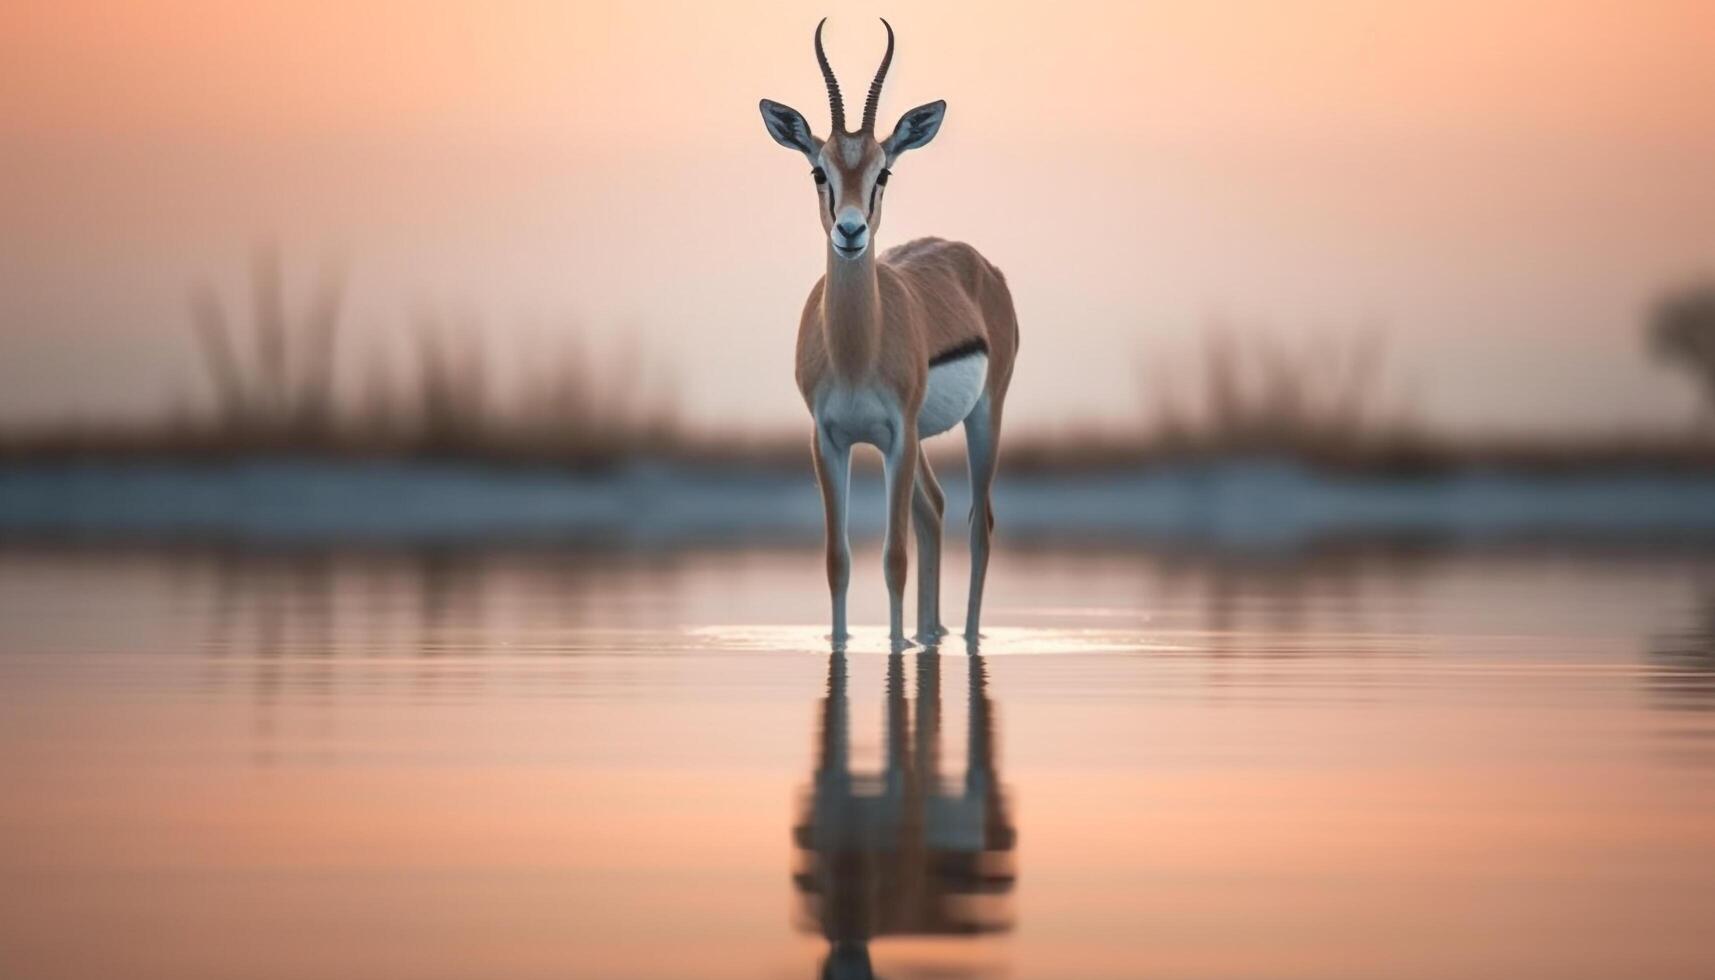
[759,19,1019,648]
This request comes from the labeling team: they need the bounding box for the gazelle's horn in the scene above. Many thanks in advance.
[814,19,847,133]
[861,18,894,134]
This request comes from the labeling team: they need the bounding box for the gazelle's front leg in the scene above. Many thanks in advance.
[811,427,852,647]
[882,425,920,647]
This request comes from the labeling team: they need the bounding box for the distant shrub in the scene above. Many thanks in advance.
[1649,281,1715,425]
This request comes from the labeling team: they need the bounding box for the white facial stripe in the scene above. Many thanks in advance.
[863,161,885,217]
[815,141,889,234]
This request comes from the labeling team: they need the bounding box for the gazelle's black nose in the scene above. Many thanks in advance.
[836,220,867,242]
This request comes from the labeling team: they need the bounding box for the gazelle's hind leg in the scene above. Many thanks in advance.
[881,430,920,648]
[912,445,947,643]
[963,391,1003,639]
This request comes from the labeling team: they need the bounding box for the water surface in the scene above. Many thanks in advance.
[2,545,1713,979]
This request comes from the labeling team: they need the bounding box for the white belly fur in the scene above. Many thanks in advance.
[918,353,988,437]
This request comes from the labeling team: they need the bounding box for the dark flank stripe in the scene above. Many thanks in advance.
[929,337,989,367]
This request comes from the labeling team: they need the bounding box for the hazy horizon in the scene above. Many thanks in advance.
[4,0,1714,438]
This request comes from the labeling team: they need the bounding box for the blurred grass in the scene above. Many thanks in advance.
[1005,324,1715,476]
[21,246,680,470]
[3,254,1714,478]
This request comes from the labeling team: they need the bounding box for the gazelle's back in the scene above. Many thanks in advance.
[882,237,1019,374]
[873,238,1013,437]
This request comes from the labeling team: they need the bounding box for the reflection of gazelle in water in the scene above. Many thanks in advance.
[793,647,1016,979]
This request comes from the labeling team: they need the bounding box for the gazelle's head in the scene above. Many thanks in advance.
[759,19,946,261]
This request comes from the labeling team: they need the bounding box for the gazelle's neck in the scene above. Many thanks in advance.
[822,245,881,385]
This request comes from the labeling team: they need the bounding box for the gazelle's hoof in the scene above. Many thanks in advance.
[826,630,850,652]
[914,624,949,646]
[889,633,918,652]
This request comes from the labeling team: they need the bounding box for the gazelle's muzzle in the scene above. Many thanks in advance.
[831,206,869,258]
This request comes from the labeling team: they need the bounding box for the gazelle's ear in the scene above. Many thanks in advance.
[759,99,820,161]
[882,100,946,158]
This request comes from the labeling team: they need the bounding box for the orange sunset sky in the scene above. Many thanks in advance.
[2,0,1713,436]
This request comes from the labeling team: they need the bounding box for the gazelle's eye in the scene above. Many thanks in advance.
[811,167,827,185]
[876,168,891,187]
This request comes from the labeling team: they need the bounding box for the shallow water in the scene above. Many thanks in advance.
[2,545,1714,979]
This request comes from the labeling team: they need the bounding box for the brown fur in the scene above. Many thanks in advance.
[794,236,1018,412]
